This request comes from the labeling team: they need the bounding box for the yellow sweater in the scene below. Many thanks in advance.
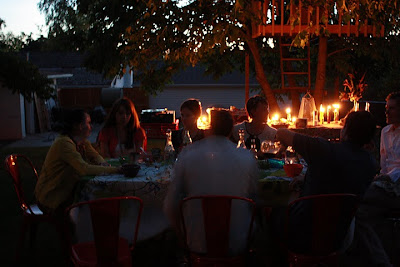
[35,135,119,210]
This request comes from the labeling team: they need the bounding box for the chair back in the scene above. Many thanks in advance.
[286,193,359,255]
[180,195,256,258]
[66,196,143,264]
[4,154,38,214]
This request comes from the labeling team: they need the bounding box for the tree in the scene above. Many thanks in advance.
[39,0,400,114]
[39,0,286,112]
[0,19,54,101]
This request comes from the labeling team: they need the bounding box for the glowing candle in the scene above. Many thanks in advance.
[319,105,325,125]
[286,108,291,122]
[365,102,370,112]
[273,113,279,123]
[327,105,331,123]
[333,104,340,122]
[313,110,318,126]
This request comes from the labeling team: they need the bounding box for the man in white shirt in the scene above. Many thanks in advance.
[164,110,258,255]
[380,91,400,183]
[354,91,400,266]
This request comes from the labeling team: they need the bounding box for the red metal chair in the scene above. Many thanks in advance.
[285,193,359,267]
[4,154,67,262]
[180,195,256,267]
[65,196,143,267]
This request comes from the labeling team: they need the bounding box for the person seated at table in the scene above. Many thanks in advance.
[231,95,280,157]
[172,98,205,153]
[355,91,400,266]
[275,111,377,254]
[98,97,147,158]
[164,110,258,255]
[35,109,122,216]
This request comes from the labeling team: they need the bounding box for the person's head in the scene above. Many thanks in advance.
[341,111,376,146]
[104,97,141,130]
[385,91,400,126]
[180,99,202,130]
[246,95,269,122]
[210,110,234,137]
[61,109,92,139]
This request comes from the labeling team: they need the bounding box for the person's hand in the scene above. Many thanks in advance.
[100,161,111,167]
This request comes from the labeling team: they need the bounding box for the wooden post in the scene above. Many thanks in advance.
[245,52,250,104]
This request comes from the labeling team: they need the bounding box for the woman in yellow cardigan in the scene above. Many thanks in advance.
[35,109,121,214]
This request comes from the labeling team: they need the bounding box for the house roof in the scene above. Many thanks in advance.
[21,51,112,87]
[22,51,257,87]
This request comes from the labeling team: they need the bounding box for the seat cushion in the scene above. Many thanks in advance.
[71,237,132,267]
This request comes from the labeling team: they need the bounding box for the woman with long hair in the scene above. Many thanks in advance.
[172,98,205,153]
[98,97,147,158]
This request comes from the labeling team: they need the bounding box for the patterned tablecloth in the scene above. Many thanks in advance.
[74,160,300,242]
[74,162,173,242]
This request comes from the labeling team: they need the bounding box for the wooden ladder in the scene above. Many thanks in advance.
[279,37,311,94]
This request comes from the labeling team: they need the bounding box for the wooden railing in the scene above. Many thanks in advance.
[251,0,384,38]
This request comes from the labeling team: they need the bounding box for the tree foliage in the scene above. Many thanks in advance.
[38,0,400,112]
[0,19,54,101]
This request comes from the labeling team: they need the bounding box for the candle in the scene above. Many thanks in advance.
[286,108,291,122]
[319,105,325,124]
[365,102,370,112]
[273,113,279,123]
[313,110,318,126]
[327,105,331,123]
[333,104,340,122]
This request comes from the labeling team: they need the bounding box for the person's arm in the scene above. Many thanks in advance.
[276,129,329,165]
[134,127,147,152]
[98,129,112,158]
[380,130,388,174]
[61,139,119,176]
[275,129,296,147]
[84,140,106,165]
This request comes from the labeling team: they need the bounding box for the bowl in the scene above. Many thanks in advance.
[283,163,303,177]
[122,163,141,178]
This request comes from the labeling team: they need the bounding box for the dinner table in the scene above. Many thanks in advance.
[72,158,304,243]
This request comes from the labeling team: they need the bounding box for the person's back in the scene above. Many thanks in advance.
[276,111,377,253]
[295,135,376,197]
[164,110,258,255]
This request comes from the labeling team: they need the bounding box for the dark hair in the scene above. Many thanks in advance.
[386,91,400,104]
[246,95,269,118]
[103,97,144,149]
[180,99,202,118]
[61,109,87,135]
[343,111,376,146]
[210,110,233,137]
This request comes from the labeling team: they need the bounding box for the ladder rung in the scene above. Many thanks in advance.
[282,58,308,61]
[282,86,310,90]
[282,72,309,75]
[273,88,311,93]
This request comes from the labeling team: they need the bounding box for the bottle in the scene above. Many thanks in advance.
[237,128,247,149]
[164,129,176,163]
[182,130,192,147]
[250,138,258,159]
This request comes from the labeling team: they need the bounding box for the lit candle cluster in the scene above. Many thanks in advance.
[318,103,341,124]
[267,108,297,126]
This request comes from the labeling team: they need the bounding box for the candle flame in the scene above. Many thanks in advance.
[286,108,291,114]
